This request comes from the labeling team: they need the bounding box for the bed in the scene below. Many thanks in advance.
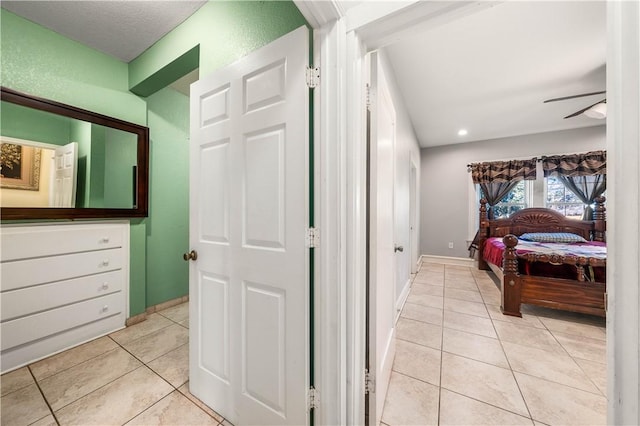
[477,197,606,317]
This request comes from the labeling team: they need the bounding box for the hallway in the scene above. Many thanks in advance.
[381,261,607,425]
[2,262,607,425]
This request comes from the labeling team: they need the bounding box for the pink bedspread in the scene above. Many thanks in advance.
[483,237,606,267]
[483,237,607,282]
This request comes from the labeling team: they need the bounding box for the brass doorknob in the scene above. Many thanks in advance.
[183,250,198,261]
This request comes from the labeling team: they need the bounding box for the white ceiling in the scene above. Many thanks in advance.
[383,1,606,147]
[1,1,606,147]
[1,0,207,62]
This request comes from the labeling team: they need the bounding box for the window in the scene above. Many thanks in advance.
[545,176,608,219]
[479,180,530,218]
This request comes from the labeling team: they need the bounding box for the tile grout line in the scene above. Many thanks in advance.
[437,269,445,426]
[34,345,143,413]
[27,337,120,383]
[572,357,607,397]
[2,303,202,426]
[511,369,606,397]
[175,385,227,426]
[402,264,606,424]
[439,383,537,422]
[120,305,225,425]
[144,305,228,425]
[109,335,151,366]
[9,338,150,419]
[482,266,607,398]
[535,322,607,397]
[27,364,61,426]
[50,363,147,415]
[113,323,189,365]
[111,317,175,347]
[476,270,537,424]
[33,327,179,417]
[121,390,177,425]
[64,309,193,424]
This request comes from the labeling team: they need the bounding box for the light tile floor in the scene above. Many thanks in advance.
[2,261,607,426]
[1,302,228,426]
[381,261,607,426]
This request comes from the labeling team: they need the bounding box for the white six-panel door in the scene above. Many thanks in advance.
[368,51,397,426]
[188,26,310,425]
[51,142,78,207]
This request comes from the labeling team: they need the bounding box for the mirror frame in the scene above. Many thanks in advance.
[1,86,149,220]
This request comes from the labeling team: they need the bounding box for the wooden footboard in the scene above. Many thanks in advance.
[520,276,606,317]
[501,234,606,317]
[477,198,607,317]
[501,235,523,317]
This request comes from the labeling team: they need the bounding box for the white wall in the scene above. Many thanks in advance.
[419,125,606,258]
[607,1,640,422]
[379,49,421,305]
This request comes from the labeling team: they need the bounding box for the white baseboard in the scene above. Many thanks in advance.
[420,254,476,268]
[395,278,412,322]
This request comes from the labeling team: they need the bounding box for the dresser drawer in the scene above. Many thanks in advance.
[1,224,124,262]
[1,248,123,292]
[1,292,123,351]
[1,270,123,322]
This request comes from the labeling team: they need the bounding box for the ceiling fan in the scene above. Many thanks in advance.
[543,91,607,119]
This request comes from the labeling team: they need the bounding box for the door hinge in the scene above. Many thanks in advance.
[306,227,320,248]
[306,66,320,88]
[604,292,608,312]
[364,369,375,394]
[366,84,371,110]
[308,386,319,410]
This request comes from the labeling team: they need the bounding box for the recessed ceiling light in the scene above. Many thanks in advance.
[458,129,468,136]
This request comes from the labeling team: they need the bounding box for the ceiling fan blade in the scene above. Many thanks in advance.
[563,99,606,119]
[544,91,606,103]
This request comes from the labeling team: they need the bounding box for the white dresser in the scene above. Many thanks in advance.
[1,221,129,373]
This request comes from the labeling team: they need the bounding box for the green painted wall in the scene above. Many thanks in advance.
[104,128,137,208]
[88,125,106,208]
[0,101,71,144]
[129,1,308,95]
[145,87,190,306]
[1,9,147,316]
[1,1,307,316]
[0,10,147,125]
[128,0,307,306]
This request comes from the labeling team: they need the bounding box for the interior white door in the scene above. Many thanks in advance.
[410,163,418,274]
[50,142,78,207]
[367,51,397,426]
[188,26,310,426]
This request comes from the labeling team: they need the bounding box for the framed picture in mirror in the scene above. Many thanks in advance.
[0,140,42,191]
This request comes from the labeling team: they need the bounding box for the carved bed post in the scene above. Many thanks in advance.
[593,196,606,242]
[501,234,523,317]
[478,198,490,270]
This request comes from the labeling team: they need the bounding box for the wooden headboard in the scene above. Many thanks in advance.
[476,197,606,271]
[479,196,606,242]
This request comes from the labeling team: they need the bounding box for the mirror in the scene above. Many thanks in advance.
[1,87,148,219]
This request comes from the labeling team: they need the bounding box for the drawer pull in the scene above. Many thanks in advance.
[100,237,110,243]
[101,305,109,313]
[101,283,109,290]
[100,260,110,267]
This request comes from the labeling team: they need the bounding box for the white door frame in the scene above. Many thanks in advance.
[409,159,418,275]
[297,0,640,424]
[606,1,640,424]
[367,50,398,426]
